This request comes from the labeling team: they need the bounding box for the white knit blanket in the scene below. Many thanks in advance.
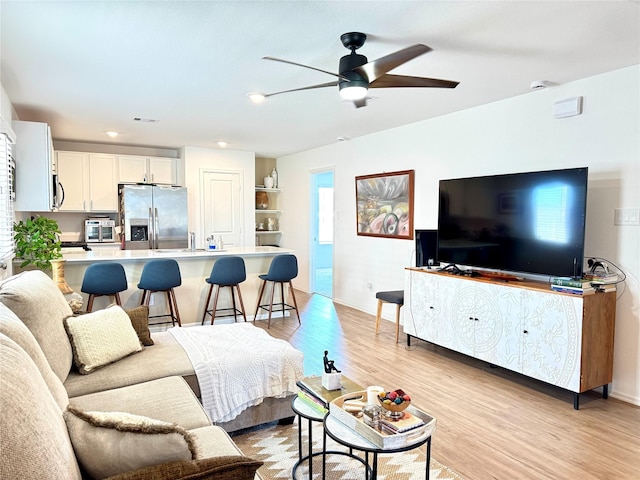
[168,323,304,423]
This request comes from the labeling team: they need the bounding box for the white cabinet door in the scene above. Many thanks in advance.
[472,281,522,371]
[149,157,176,184]
[57,152,88,211]
[118,155,147,183]
[89,154,117,211]
[431,275,465,352]
[520,289,582,391]
[57,152,117,212]
[13,121,55,212]
[404,270,440,341]
[404,271,464,352]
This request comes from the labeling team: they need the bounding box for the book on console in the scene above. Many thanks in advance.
[550,284,596,295]
[551,277,593,288]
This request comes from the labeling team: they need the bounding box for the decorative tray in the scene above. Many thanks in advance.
[329,390,436,449]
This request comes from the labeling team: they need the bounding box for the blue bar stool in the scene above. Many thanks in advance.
[375,290,404,343]
[254,254,300,328]
[137,258,182,327]
[81,262,128,313]
[201,256,247,325]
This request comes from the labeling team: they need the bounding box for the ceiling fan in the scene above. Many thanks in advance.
[257,32,459,108]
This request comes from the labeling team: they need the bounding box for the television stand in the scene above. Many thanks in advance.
[404,267,616,410]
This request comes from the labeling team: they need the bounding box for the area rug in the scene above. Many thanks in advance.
[231,421,464,480]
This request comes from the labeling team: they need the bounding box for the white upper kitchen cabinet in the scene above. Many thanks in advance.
[13,120,58,211]
[149,157,177,184]
[118,155,177,185]
[57,151,117,212]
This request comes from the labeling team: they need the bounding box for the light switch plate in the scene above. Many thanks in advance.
[614,208,640,226]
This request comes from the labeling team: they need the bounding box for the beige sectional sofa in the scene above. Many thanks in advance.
[0,270,266,480]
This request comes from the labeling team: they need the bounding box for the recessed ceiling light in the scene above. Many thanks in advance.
[217,141,228,148]
[106,131,119,138]
[247,92,266,104]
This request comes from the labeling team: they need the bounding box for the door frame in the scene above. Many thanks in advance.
[309,167,335,297]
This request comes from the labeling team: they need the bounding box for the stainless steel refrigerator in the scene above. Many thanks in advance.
[119,184,188,250]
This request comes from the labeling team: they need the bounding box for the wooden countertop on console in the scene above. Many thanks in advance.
[406,266,573,294]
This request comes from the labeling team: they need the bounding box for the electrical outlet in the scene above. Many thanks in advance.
[366,282,373,291]
[614,208,640,226]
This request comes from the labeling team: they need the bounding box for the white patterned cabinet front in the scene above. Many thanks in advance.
[520,289,582,391]
[470,281,522,372]
[405,271,522,372]
[405,270,449,347]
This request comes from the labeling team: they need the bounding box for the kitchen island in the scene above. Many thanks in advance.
[61,246,294,327]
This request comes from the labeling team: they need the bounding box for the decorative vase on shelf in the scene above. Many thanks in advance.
[256,190,269,209]
[264,176,274,189]
[271,168,278,188]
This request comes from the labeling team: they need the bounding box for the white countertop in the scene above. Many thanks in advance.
[61,245,293,263]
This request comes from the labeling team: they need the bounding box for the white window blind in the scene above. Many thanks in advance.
[0,133,15,263]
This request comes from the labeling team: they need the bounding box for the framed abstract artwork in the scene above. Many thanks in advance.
[355,169,414,239]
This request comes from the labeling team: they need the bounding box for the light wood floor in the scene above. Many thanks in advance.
[251,290,640,480]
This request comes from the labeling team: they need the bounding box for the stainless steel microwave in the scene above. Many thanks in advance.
[85,219,115,243]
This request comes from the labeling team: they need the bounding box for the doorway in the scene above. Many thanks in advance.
[310,169,334,297]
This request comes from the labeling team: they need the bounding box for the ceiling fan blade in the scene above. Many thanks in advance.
[369,74,459,89]
[354,44,432,83]
[264,81,338,98]
[263,56,347,80]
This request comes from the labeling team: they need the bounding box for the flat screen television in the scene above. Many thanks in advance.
[437,167,588,278]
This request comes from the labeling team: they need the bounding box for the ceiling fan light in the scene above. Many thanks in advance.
[340,85,368,101]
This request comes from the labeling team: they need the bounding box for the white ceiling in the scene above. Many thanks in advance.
[1,1,639,158]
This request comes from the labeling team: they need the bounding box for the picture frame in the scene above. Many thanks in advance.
[356,169,414,239]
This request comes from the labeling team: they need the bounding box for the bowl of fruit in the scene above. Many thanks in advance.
[378,389,411,418]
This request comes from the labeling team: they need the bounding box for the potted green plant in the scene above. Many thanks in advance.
[14,215,63,270]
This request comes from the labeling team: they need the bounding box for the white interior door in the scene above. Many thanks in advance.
[201,170,242,247]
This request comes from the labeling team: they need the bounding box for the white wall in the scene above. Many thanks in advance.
[277,65,640,405]
[181,146,255,248]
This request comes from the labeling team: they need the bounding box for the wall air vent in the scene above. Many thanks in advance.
[132,117,159,123]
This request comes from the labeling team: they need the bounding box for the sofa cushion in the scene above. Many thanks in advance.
[64,406,197,479]
[103,456,263,480]
[0,270,74,382]
[188,425,249,458]
[125,305,154,346]
[64,331,195,397]
[0,303,69,409]
[70,376,211,431]
[64,305,143,374]
[0,333,82,480]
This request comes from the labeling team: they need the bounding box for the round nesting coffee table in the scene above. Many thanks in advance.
[291,397,370,479]
[323,412,433,480]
